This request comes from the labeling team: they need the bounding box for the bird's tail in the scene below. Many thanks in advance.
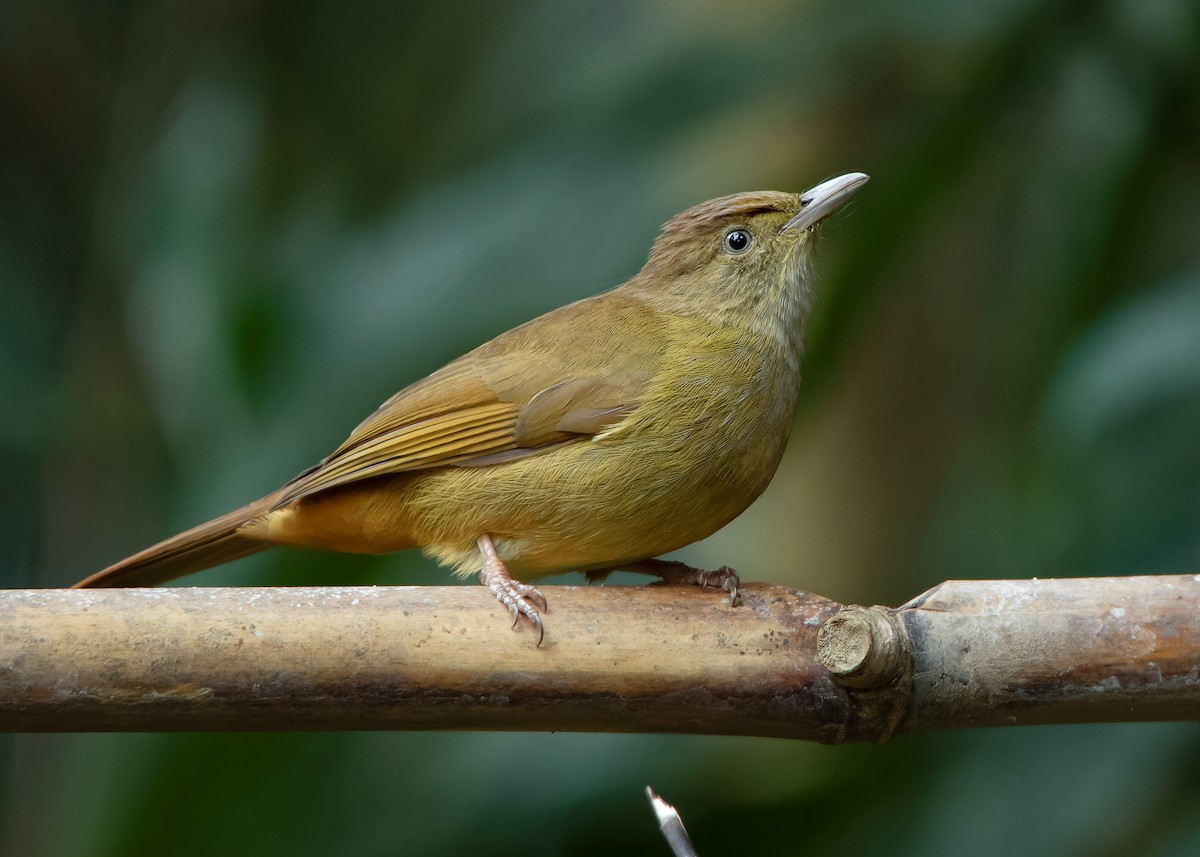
[74,494,279,588]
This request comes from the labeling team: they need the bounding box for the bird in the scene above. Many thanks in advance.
[76,172,869,644]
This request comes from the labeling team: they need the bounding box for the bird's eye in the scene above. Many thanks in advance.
[723,228,753,255]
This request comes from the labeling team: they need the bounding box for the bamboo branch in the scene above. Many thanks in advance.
[0,575,1195,738]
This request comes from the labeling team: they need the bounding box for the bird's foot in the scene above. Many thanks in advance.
[624,559,740,605]
[477,534,548,645]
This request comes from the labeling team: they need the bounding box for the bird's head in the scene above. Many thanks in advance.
[629,173,868,338]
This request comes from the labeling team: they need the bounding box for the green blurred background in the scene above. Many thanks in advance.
[3,0,1199,854]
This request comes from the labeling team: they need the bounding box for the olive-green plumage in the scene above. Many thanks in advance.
[76,175,867,598]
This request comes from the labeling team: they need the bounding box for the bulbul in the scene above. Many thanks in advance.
[77,172,869,643]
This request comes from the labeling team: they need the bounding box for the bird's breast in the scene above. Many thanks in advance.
[286,332,803,579]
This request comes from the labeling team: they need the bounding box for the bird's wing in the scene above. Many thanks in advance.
[275,351,643,506]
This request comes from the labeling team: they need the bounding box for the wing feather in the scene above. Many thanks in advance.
[278,361,642,506]
[276,293,665,506]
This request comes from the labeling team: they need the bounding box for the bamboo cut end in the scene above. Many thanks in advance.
[817,605,910,689]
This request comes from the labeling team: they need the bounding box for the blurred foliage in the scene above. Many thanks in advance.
[2,0,1199,854]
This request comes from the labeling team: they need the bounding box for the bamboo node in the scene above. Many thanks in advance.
[817,605,909,689]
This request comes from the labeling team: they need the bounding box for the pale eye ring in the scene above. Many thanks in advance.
[723,228,753,255]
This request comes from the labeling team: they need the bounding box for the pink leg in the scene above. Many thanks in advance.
[587,559,740,604]
[477,534,549,645]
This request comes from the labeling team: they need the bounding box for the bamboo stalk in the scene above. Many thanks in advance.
[901,575,1200,730]
[0,575,1195,738]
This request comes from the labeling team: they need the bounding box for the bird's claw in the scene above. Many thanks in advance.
[698,565,740,605]
[628,559,741,607]
[488,577,546,645]
[478,534,549,645]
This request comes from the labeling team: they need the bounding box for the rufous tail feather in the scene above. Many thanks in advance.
[74,494,278,588]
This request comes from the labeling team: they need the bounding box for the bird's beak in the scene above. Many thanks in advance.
[781,172,870,233]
